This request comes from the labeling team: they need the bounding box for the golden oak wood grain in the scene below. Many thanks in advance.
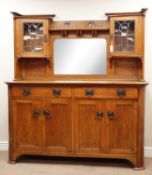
[7,9,147,169]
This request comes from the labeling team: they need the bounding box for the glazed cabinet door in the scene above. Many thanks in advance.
[43,98,72,153]
[75,100,106,154]
[15,19,49,58]
[110,16,142,56]
[12,99,42,152]
[107,100,137,154]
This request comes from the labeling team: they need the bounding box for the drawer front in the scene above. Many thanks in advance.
[11,86,72,98]
[74,87,138,99]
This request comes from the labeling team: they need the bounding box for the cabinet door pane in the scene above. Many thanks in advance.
[12,99,42,152]
[114,20,135,52]
[43,99,72,153]
[107,100,137,154]
[75,100,106,154]
[24,23,44,52]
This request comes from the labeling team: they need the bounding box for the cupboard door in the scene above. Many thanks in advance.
[16,19,49,58]
[12,99,42,152]
[107,100,137,154]
[43,99,72,153]
[110,16,141,56]
[75,100,106,154]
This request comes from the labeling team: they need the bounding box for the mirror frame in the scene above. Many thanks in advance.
[50,33,110,80]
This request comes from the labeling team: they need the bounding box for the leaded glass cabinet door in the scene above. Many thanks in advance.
[110,17,140,56]
[16,19,49,58]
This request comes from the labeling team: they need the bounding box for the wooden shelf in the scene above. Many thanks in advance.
[110,54,142,59]
[17,57,51,61]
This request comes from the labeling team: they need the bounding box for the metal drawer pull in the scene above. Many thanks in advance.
[107,112,115,119]
[23,88,31,96]
[96,112,104,119]
[43,110,51,118]
[117,89,126,97]
[52,89,61,96]
[86,89,94,96]
[33,110,41,118]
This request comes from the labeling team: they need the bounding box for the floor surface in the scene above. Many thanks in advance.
[0,151,152,175]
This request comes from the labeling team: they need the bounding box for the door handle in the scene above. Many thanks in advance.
[43,110,51,118]
[33,109,41,118]
[96,112,104,119]
[107,111,115,119]
[52,89,61,96]
[117,89,126,97]
[86,89,94,96]
[23,88,31,96]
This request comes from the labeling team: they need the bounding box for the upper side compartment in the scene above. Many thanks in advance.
[106,8,147,58]
[12,12,55,59]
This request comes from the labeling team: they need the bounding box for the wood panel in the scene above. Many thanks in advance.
[15,19,49,58]
[74,87,138,99]
[107,100,137,154]
[75,100,106,154]
[12,99,42,152]
[11,86,72,98]
[43,98,72,153]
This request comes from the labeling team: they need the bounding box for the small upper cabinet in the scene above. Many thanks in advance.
[106,9,147,58]
[110,16,141,56]
[15,19,49,58]
[112,18,135,53]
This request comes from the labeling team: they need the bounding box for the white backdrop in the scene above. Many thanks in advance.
[0,0,152,154]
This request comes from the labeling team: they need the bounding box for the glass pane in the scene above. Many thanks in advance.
[54,39,107,75]
[114,20,135,52]
[23,23,44,52]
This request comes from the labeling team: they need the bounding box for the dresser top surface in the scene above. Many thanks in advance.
[6,80,148,86]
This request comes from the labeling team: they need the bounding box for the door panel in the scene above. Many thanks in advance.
[43,99,72,153]
[16,19,49,58]
[13,99,42,152]
[107,100,137,154]
[75,100,106,154]
[110,16,139,56]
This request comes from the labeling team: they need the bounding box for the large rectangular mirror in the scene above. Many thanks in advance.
[54,38,107,75]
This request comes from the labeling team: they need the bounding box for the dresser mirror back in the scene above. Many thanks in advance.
[12,9,147,81]
[7,9,148,168]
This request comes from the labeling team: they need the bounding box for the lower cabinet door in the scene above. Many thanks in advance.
[107,100,137,154]
[75,100,106,154]
[43,98,72,153]
[12,99,42,152]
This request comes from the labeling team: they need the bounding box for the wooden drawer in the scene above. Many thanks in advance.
[74,87,138,99]
[11,86,72,98]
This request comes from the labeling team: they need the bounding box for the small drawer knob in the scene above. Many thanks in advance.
[86,89,94,96]
[52,89,61,96]
[117,89,126,97]
[33,109,41,118]
[23,88,31,96]
[108,111,115,119]
[96,112,104,119]
[43,110,51,118]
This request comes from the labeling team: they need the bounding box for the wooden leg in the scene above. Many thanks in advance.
[8,160,16,164]
[8,151,18,164]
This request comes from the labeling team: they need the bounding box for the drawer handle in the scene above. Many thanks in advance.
[96,112,104,119]
[117,89,126,97]
[43,110,51,118]
[52,89,61,96]
[33,109,41,118]
[23,88,31,96]
[107,112,115,119]
[86,89,94,96]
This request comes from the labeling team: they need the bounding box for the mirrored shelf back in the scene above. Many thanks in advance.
[11,9,147,80]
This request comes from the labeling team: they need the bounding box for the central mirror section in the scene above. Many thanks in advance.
[54,38,107,75]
